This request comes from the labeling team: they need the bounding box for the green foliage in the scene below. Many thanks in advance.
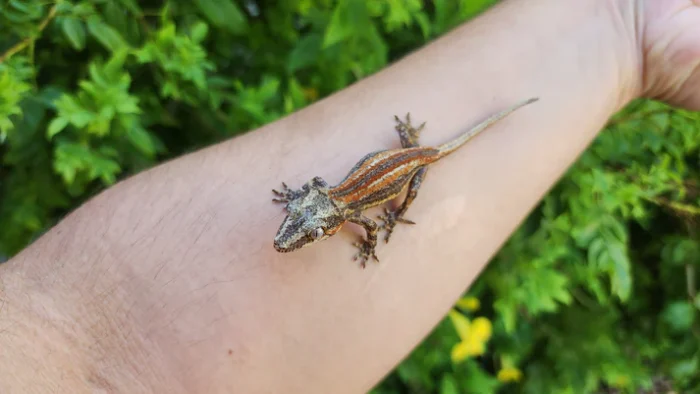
[0,56,33,139]
[1,0,698,392]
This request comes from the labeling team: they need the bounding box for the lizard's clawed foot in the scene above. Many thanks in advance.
[394,113,425,146]
[272,182,298,205]
[352,240,379,268]
[378,207,415,243]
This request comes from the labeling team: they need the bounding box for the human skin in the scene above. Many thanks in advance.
[1,0,699,393]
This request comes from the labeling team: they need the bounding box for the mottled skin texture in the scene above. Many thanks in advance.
[272,98,538,267]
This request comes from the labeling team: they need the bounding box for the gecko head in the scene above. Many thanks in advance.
[273,177,344,253]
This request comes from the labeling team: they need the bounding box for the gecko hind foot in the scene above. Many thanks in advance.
[394,112,425,148]
[378,207,416,243]
[352,241,379,268]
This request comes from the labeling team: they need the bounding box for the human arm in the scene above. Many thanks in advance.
[1,0,699,392]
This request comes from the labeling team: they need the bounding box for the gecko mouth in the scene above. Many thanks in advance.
[273,240,292,252]
[273,238,306,253]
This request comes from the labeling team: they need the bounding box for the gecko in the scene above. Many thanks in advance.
[271,97,538,267]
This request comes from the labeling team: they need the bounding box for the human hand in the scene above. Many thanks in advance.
[638,0,700,109]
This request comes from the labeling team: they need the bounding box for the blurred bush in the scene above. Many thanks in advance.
[1,0,698,392]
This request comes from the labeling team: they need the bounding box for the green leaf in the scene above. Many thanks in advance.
[323,1,369,48]
[439,374,459,394]
[494,298,517,334]
[8,0,34,14]
[194,0,247,35]
[694,293,700,311]
[607,242,632,301]
[413,12,431,38]
[87,16,127,51]
[522,268,572,313]
[287,34,322,73]
[104,49,129,80]
[662,237,700,266]
[117,0,142,15]
[432,0,452,34]
[460,360,500,394]
[62,17,86,50]
[586,222,632,302]
[323,6,350,48]
[382,0,420,32]
[0,56,33,138]
[356,24,388,75]
[662,301,695,332]
[125,126,155,156]
[283,77,308,113]
[53,94,93,128]
[573,220,600,247]
[46,117,68,139]
[671,357,699,381]
[460,0,497,19]
[190,21,209,43]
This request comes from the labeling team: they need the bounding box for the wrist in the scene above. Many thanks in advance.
[445,0,646,114]
[603,0,646,107]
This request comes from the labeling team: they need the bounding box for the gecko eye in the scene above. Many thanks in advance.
[310,227,325,240]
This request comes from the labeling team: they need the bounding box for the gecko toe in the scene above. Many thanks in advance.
[353,240,378,268]
[378,209,416,243]
[397,217,416,225]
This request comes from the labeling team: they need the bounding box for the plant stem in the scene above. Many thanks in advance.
[647,197,700,216]
[0,4,58,64]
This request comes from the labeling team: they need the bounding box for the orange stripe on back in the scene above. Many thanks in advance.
[329,147,439,206]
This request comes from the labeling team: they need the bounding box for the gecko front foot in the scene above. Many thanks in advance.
[352,240,379,268]
[272,182,300,205]
[378,207,416,243]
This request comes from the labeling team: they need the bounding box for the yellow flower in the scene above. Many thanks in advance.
[456,296,480,311]
[470,317,493,342]
[448,310,493,363]
[497,366,523,383]
[448,310,471,341]
[451,336,486,362]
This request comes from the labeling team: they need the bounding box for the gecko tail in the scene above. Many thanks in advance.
[436,97,539,157]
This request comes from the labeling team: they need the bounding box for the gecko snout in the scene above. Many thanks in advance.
[273,238,288,252]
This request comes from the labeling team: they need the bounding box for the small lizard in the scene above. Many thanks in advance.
[272,97,538,267]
